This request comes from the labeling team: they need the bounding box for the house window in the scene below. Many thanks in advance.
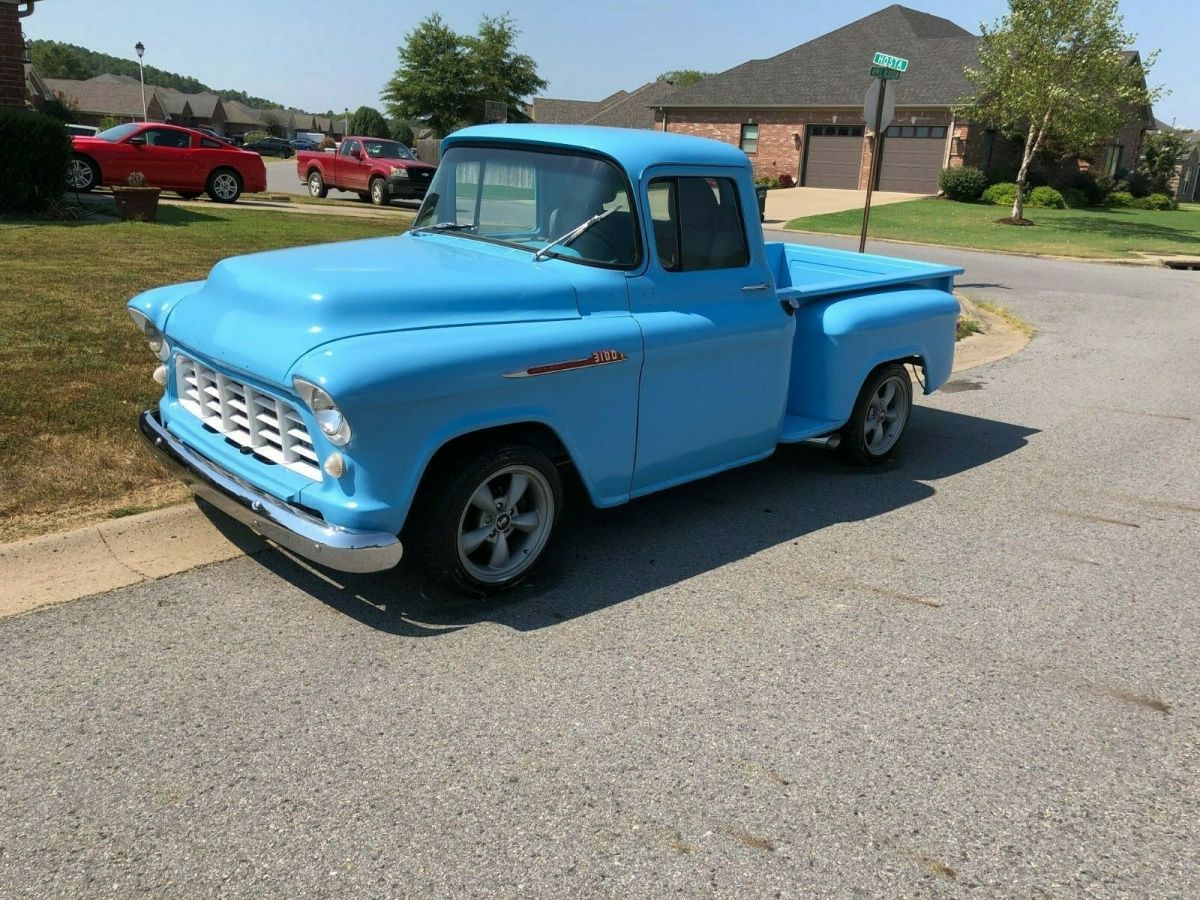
[1105,144,1123,177]
[739,123,759,154]
[648,176,749,273]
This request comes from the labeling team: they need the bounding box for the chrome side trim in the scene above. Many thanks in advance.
[138,410,402,574]
[502,349,628,378]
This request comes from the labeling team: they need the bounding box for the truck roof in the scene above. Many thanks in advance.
[443,124,752,177]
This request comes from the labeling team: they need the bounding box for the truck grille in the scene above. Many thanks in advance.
[175,355,321,482]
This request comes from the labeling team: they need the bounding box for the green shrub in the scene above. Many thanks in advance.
[938,166,987,202]
[1061,187,1089,209]
[1027,186,1065,209]
[0,107,71,213]
[981,182,1020,206]
[97,115,124,132]
[1116,171,1152,198]
[1065,171,1108,206]
[755,175,782,190]
[1107,191,1134,207]
[1131,193,1177,211]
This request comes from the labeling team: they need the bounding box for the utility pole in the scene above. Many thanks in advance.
[135,41,147,121]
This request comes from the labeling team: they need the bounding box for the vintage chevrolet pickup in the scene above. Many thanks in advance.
[129,124,962,594]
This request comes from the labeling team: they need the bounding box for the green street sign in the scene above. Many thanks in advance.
[870,65,902,80]
[872,51,909,72]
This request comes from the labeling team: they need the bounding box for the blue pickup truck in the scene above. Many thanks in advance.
[129,124,962,594]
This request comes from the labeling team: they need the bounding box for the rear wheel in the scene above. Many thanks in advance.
[67,156,98,192]
[412,445,562,595]
[177,192,201,200]
[357,191,371,203]
[370,176,388,206]
[839,363,913,465]
[307,170,328,198]
[206,168,242,203]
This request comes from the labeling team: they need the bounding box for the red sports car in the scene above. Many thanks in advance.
[68,122,267,203]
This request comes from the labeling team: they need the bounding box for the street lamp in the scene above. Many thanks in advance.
[135,41,147,121]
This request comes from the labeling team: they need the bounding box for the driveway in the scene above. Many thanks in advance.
[764,186,926,226]
[263,157,422,212]
[1,241,1197,897]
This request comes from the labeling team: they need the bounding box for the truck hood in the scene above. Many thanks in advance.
[163,234,580,386]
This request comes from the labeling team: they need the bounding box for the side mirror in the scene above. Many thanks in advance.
[128,135,146,146]
[353,149,364,161]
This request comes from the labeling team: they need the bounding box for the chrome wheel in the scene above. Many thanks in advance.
[456,465,554,585]
[371,178,385,204]
[67,158,95,190]
[308,173,323,196]
[863,374,910,454]
[211,172,239,201]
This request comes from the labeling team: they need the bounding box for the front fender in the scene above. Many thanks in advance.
[127,280,205,332]
[289,318,644,534]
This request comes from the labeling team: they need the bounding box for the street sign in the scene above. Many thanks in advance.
[863,79,896,133]
[870,65,902,80]
[872,51,909,72]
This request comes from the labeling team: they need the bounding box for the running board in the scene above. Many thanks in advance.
[778,413,844,444]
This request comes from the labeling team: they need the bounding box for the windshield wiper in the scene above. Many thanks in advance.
[410,221,477,236]
[533,208,616,262]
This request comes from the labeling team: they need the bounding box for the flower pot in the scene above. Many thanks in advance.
[112,186,162,222]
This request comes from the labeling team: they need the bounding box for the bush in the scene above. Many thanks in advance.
[1065,171,1108,206]
[981,182,1020,206]
[0,108,71,213]
[938,165,987,202]
[779,172,795,188]
[1061,187,1089,209]
[97,115,124,132]
[1027,186,1065,209]
[1107,191,1134,208]
[1116,171,1152,198]
[755,175,782,190]
[1130,193,1177,211]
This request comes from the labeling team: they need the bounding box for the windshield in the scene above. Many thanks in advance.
[95,123,141,142]
[363,140,414,160]
[413,145,639,268]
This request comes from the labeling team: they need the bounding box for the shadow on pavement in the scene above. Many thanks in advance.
[234,407,1038,636]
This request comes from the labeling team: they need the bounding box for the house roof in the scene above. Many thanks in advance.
[222,99,263,126]
[44,76,164,117]
[583,80,679,129]
[661,4,980,109]
[531,97,606,124]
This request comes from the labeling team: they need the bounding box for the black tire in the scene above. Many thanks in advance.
[369,176,388,206]
[838,363,914,466]
[357,191,371,203]
[67,155,99,192]
[307,169,328,198]
[411,444,563,595]
[205,168,243,204]
[177,192,201,200]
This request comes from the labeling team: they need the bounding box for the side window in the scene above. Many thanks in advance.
[648,176,749,272]
[200,137,223,149]
[341,140,359,158]
[144,129,190,148]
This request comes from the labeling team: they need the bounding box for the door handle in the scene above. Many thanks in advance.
[741,282,770,292]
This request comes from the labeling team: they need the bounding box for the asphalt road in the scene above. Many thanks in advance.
[2,237,1198,897]
[264,156,421,212]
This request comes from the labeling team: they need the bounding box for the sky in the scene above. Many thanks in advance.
[23,0,1199,127]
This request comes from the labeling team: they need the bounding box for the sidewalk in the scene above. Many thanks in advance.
[76,190,412,220]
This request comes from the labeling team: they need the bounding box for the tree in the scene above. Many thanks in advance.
[97,115,123,131]
[956,0,1160,222]
[1139,129,1190,194]
[389,119,415,146]
[260,111,285,137]
[349,105,390,138]
[657,70,713,88]
[31,42,88,79]
[382,13,546,137]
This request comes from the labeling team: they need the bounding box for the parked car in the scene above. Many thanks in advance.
[244,136,294,158]
[289,137,321,153]
[68,122,266,203]
[296,135,436,204]
[192,125,232,144]
[130,124,960,594]
[66,123,99,137]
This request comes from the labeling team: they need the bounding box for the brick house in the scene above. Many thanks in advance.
[657,4,1154,193]
[0,0,37,109]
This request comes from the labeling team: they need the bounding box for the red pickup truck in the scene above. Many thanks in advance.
[296,136,436,205]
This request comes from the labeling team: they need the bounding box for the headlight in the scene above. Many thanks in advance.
[293,377,352,446]
[128,308,169,360]
[390,166,409,178]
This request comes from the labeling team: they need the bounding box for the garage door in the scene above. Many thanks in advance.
[802,124,864,189]
[877,125,948,193]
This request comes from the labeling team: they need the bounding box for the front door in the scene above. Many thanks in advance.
[127,127,195,190]
[337,139,369,192]
[629,169,794,494]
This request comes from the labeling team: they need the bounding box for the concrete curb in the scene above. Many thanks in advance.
[0,301,1031,619]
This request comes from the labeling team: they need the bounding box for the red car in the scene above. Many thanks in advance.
[68,122,267,203]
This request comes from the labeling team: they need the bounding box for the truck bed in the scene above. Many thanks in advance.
[766,242,961,302]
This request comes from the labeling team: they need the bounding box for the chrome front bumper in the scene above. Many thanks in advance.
[138,410,403,574]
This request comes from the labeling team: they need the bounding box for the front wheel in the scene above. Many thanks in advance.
[206,168,242,203]
[370,177,388,206]
[839,363,913,465]
[67,156,98,192]
[413,445,562,595]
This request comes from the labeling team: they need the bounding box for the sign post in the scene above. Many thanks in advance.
[858,52,907,253]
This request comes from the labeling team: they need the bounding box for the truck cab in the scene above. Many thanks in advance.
[132,125,961,595]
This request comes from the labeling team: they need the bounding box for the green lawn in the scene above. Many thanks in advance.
[0,205,407,541]
[785,199,1200,259]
